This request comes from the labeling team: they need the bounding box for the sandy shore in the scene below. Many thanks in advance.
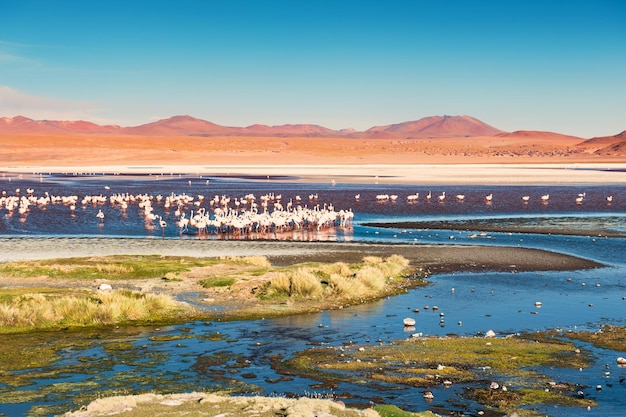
[3,163,626,185]
[0,237,602,273]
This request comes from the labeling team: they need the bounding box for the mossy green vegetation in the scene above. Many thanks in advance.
[533,325,626,352]
[374,404,439,417]
[0,327,263,416]
[199,276,237,287]
[279,335,596,415]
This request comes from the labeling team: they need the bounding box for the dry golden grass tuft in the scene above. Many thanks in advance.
[262,255,412,301]
[0,289,188,331]
[229,255,273,268]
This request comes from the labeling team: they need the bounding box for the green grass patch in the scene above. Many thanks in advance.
[0,255,229,281]
[374,404,439,417]
[0,287,88,304]
[199,276,237,288]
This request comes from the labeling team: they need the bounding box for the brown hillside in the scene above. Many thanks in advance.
[240,124,339,136]
[495,130,584,142]
[365,115,503,138]
[593,140,626,156]
[122,115,239,136]
[0,116,121,134]
[578,131,626,148]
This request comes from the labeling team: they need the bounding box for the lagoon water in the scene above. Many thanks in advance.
[1,172,625,416]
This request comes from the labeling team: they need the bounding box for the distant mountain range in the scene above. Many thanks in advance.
[1,114,502,138]
[1,115,624,152]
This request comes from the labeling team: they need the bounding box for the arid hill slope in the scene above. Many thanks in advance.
[578,131,626,156]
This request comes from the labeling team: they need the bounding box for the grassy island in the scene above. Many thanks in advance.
[0,254,420,333]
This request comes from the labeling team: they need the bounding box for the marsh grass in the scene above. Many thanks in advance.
[220,255,272,268]
[0,289,188,331]
[469,387,596,415]
[265,268,324,299]
[260,255,413,301]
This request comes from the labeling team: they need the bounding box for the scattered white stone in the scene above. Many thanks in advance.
[403,317,416,327]
[97,283,113,291]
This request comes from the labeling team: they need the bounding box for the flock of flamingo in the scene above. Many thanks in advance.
[367,190,616,205]
[0,183,620,238]
[0,187,355,236]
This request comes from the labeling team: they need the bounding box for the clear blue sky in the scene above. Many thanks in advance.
[1,0,624,137]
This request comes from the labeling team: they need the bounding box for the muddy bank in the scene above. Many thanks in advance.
[364,220,626,239]
[265,242,603,274]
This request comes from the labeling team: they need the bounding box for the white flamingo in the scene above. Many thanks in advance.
[575,194,585,204]
[177,212,189,233]
[406,193,419,203]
